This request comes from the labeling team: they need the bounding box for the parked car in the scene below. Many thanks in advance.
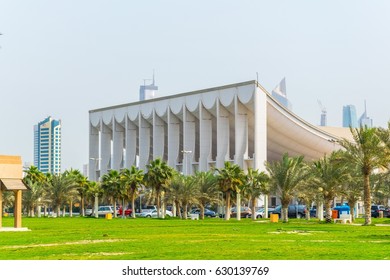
[249,207,275,219]
[118,207,132,216]
[86,205,115,217]
[371,205,390,218]
[139,209,173,218]
[190,208,216,217]
[268,204,307,218]
[230,206,252,218]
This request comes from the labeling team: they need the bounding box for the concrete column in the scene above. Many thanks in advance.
[168,110,180,169]
[125,118,137,168]
[112,120,124,171]
[253,86,267,171]
[216,101,230,168]
[138,116,151,171]
[89,123,100,181]
[153,111,165,160]
[183,106,195,175]
[199,103,212,172]
[14,190,22,228]
[234,96,248,168]
[100,122,112,177]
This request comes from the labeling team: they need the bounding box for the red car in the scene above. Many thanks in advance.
[118,207,132,216]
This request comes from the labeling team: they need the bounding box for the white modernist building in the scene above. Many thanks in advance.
[89,80,344,183]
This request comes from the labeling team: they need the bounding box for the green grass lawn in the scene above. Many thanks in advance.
[1,216,389,260]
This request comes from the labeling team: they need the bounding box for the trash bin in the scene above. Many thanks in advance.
[105,213,112,220]
[332,210,338,219]
[3,212,8,217]
[379,211,384,218]
[270,214,279,223]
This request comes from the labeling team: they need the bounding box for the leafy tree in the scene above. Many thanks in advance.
[214,161,244,221]
[266,153,309,222]
[339,126,390,225]
[144,158,174,218]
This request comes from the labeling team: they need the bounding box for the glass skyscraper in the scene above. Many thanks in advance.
[34,116,62,174]
[342,105,358,128]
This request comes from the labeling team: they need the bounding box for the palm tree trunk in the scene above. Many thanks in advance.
[363,174,371,225]
[200,204,205,220]
[121,198,126,219]
[156,189,161,218]
[225,191,231,221]
[175,201,181,218]
[251,198,256,221]
[56,206,60,217]
[183,204,188,219]
[131,196,136,219]
[81,194,85,217]
[325,199,333,223]
[113,198,117,218]
[282,206,288,223]
[69,200,73,217]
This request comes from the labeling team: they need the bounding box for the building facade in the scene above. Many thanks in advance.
[34,116,62,174]
[342,105,358,128]
[89,80,341,182]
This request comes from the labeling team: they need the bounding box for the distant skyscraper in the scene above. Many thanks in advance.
[271,77,292,111]
[139,72,158,101]
[359,101,373,128]
[342,105,358,128]
[34,116,62,174]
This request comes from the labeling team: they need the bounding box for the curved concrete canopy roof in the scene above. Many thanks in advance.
[90,80,345,163]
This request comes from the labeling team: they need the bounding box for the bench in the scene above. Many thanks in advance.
[334,213,352,224]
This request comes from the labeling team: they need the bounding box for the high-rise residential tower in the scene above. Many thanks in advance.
[34,116,62,174]
[342,105,358,128]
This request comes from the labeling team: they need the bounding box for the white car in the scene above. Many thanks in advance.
[139,209,173,218]
[86,206,115,217]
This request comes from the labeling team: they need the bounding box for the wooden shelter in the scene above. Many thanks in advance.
[0,155,29,230]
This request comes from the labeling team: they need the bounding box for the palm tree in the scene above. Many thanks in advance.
[101,170,121,218]
[339,126,390,225]
[243,168,269,221]
[23,165,46,216]
[44,172,77,217]
[166,171,183,218]
[87,181,103,218]
[192,171,220,220]
[311,151,350,223]
[266,153,309,222]
[70,170,89,217]
[342,167,364,222]
[120,166,144,218]
[214,161,244,221]
[144,158,174,218]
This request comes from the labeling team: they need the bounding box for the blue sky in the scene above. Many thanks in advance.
[0,0,389,172]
